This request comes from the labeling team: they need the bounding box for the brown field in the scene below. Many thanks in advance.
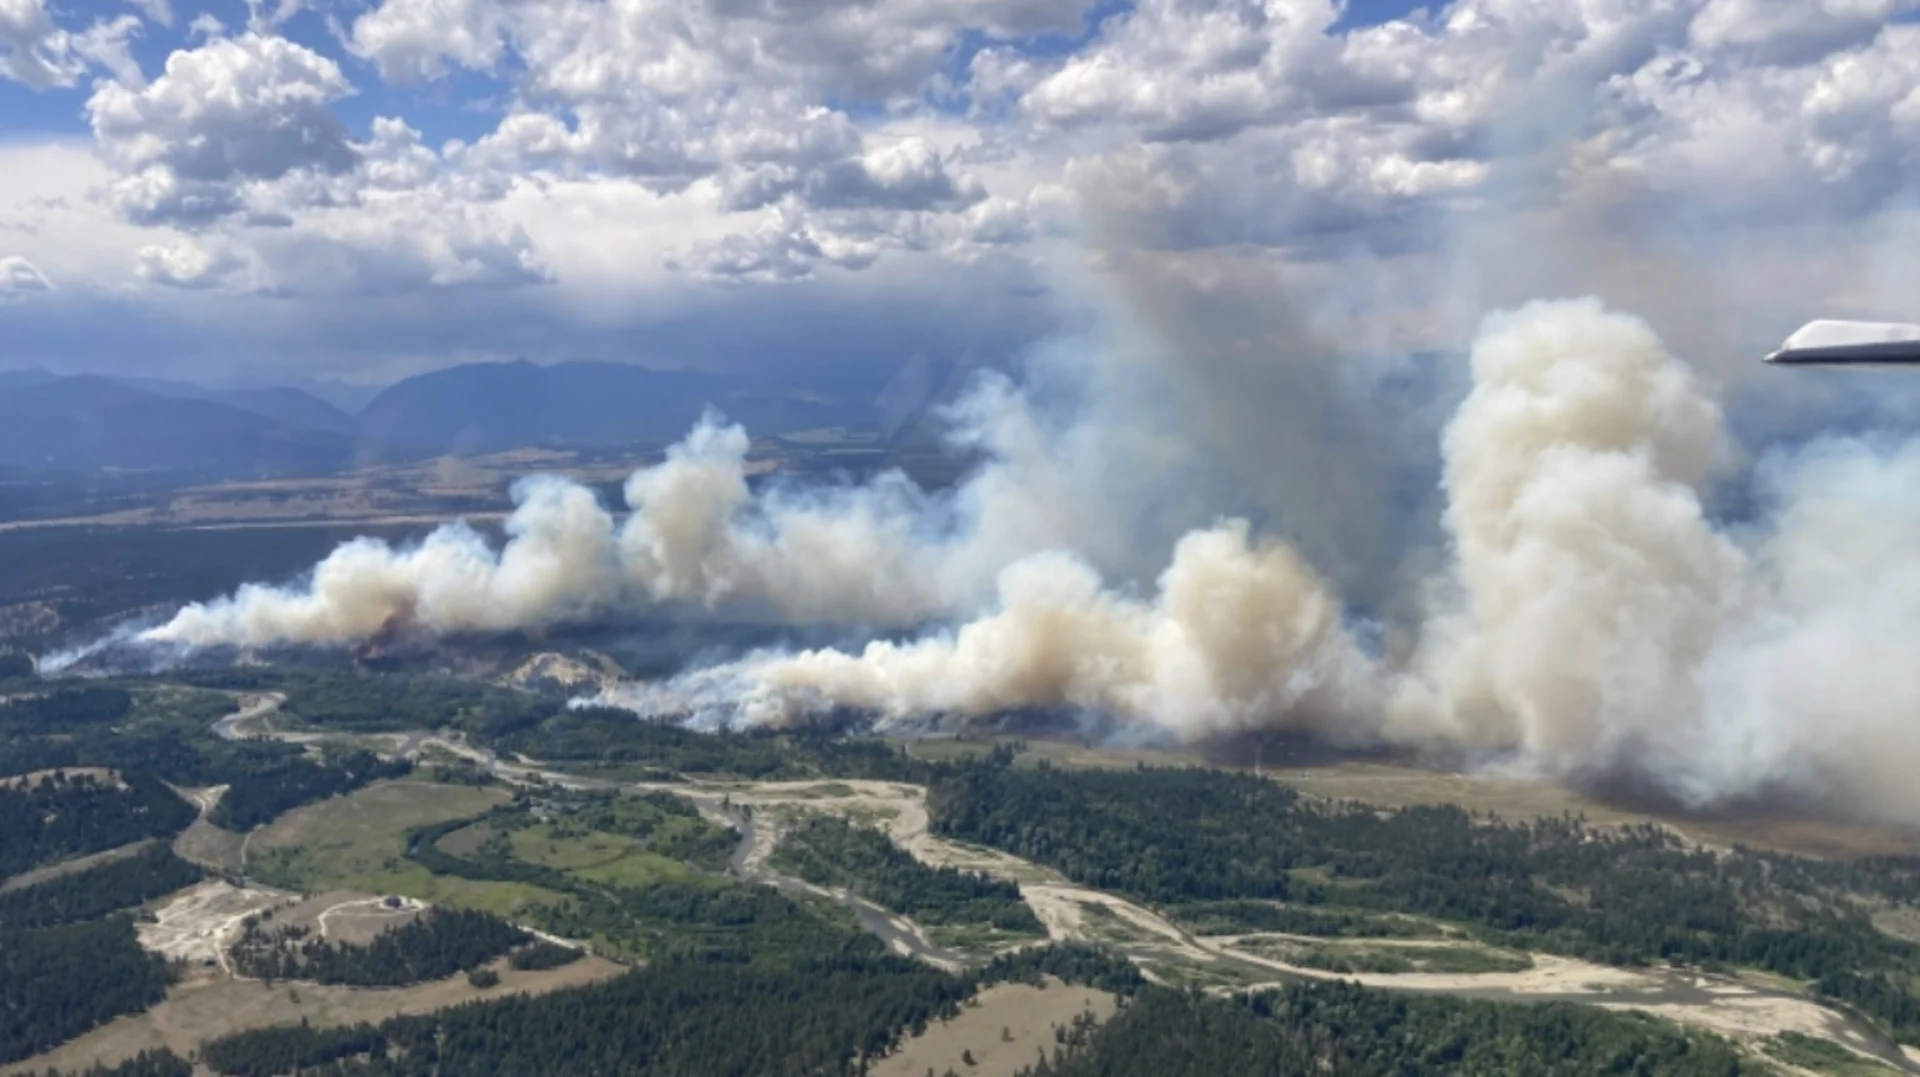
[173,815,248,874]
[1265,761,1920,860]
[1,953,625,1075]
[871,978,1116,1077]
[251,891,431,946]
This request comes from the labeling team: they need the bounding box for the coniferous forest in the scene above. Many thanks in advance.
[228,907,532,986]
[0,844,202,930]
[927,760,1920,1042]
[0,769,197,877]
[0,916,177,1064]
[1016,982,1766,1077]
[772,814,1044,934]
[0,769,200,1065]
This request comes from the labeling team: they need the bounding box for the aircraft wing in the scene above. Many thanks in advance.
[1766,320,1920,366]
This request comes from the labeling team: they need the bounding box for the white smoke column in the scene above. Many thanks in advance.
[603,518,1383,743]
[1394,297,1747,776]
[1396,298,1920,824]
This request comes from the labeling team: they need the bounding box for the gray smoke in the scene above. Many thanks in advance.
[597,297,1920,824]
[44,300,1920,823]
[126,382,1112,650]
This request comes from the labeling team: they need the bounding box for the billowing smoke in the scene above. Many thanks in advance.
[600,297,1920,824]
[605,519,1382,743]
[117,376,1112,652]
[44,296,1920,824]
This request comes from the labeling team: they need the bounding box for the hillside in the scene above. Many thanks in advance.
[355,359,879,457]
[0,377,350,479]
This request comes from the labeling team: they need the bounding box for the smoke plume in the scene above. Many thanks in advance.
[128,379,1107,651]
[47,295,1920,825]
[600,297,1920,824]
[605,519,1382,743]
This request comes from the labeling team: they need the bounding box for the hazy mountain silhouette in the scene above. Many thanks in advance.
[0,358,886,480]
[0,376,350,478]
[356,359,878,457]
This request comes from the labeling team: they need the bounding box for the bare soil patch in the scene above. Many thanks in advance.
[138,880,298,968]
[871,978,1116,1077]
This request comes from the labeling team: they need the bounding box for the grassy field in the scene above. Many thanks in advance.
[243,780,571,920]
[506,825,697,887]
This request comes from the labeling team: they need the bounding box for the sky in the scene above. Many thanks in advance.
[3,0,1920,387]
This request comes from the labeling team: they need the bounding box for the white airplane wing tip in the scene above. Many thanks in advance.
[1769,319,1920,366]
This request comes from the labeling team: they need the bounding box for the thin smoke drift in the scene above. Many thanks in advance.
[50,298,1920,824]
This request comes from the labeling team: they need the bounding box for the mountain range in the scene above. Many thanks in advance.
[0,359,887,481]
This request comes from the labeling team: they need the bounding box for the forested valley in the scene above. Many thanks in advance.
[928,761,1920,1043]
[7,664,1920,1075]
[180,941,1788,1077]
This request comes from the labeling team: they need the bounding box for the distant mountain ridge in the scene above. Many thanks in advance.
[0,358,890,480]
[0,375,350,478]
[356,358,879,457]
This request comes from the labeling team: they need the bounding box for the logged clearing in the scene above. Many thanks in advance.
[173,815,247,873]
[0,953,625,1075]
[871,978,1116,1077]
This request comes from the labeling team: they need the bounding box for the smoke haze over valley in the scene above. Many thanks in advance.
[41,292,1920,832]
[16,1,1920,831]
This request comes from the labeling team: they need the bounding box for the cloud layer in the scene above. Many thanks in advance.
[3,1,1920,381]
